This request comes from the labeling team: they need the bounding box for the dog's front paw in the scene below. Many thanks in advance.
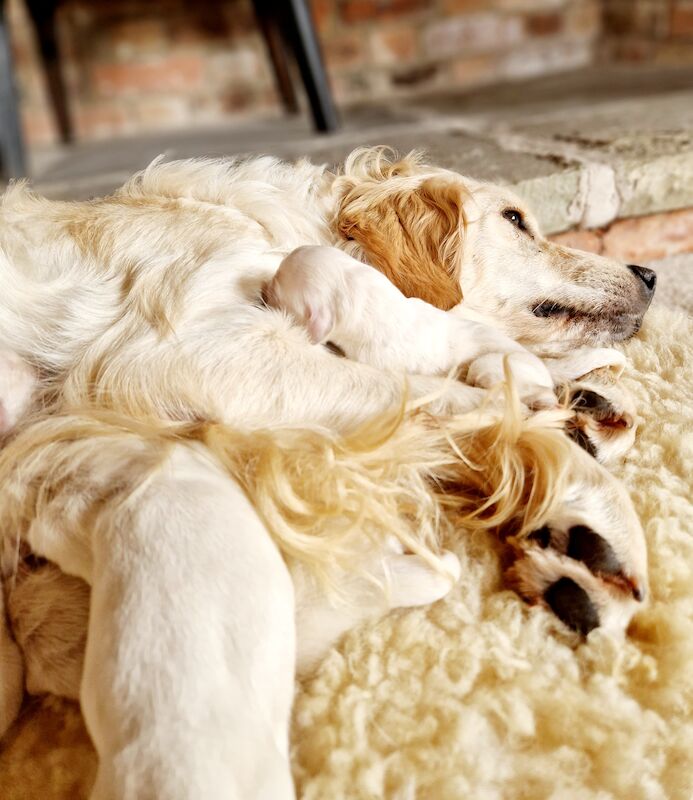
[504,448,647,637]
[561,380,637,464]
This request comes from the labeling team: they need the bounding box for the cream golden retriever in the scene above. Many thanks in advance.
[0,149,655,799]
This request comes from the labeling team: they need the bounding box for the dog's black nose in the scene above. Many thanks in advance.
[627,264,657,294]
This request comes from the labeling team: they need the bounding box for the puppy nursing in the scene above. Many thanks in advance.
[267,245,556,409]
[0,149,654,799]
[267,245,648,630]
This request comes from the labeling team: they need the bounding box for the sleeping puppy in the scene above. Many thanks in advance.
[267,245,639,463]
[266,244,648,611]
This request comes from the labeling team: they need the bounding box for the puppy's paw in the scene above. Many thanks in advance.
[561,380,637,464]
[504,449,648,637]
[467,351,558,410]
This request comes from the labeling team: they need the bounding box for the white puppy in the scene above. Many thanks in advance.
[266,246,557,409]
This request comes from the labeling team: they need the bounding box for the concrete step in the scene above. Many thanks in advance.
[23,64,693,241]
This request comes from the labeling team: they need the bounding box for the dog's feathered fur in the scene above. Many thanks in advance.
[0,149,652,799]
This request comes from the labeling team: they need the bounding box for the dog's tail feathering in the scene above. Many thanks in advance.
[0,380,573,584]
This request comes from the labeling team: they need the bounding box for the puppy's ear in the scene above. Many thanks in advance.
[336,176,467,310]
[305,302,333,344]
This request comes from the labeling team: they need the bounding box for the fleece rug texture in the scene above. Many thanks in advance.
[1,306,692,800]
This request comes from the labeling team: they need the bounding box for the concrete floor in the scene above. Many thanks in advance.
[648,252,693,315]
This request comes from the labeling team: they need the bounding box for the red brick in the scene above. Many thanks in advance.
[340,0,428,24]
[324,30,366,69]
[549,229,604,255]
[108,19,167,58]
[525,12,563,36]
[384,0,430,17]
[565,0,602,37]
[370,26,418,65]
[340,0,378,23]
[442,0,489,13]
[671,4,693,37]
[601,209,693,263]
[449,53,499,87]
[607,38,655,62]
[19,107,58,146]
[92,55,205,95]
[310,0,335,32]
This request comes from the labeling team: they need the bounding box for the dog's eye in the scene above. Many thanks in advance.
[502,208,527,232]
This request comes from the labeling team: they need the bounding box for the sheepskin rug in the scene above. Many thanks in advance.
[1,306,692,800]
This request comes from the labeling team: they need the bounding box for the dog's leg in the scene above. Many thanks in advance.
[66,443,296,800]
[293,543,460,677]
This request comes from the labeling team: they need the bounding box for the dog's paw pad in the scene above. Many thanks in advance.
[561,383,637,464]
[544,577,600,636]
[506,522,646,637]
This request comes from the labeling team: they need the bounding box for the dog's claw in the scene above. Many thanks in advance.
[561,381,637,464]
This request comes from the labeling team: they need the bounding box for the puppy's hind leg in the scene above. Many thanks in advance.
[81,444,296,800]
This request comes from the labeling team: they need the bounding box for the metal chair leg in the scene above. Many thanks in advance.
[25,0,73,143]
[285,0,339,133]
[253,0,299,115]
[0,2,26,179]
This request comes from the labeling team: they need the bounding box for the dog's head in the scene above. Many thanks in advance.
[334,149,655,352]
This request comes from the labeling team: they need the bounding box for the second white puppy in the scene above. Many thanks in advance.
[266,246,557,409]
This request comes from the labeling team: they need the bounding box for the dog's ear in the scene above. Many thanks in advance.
[336,176,467,310]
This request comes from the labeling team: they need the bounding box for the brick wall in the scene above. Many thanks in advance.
[7,0,605,147]
[7,0,278,144]
[602,0,693,63]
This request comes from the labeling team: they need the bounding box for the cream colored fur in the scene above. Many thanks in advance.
[0,150,656,797]
[0,307,689,800]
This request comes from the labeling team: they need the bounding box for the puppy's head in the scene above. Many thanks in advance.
[334,149,655,352]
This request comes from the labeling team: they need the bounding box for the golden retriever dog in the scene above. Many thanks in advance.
[0,148,654,799]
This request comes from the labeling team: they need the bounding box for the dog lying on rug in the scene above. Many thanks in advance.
[0,149,656,798]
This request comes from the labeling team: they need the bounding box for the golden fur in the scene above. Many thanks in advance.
[335,150,467,310]
[0,383,572,585]
[0,148,654,798]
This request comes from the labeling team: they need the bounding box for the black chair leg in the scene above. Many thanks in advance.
[284,0,339,133]
[0,2,26,179]
[25,0,72,143]
[253,0,299,115]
